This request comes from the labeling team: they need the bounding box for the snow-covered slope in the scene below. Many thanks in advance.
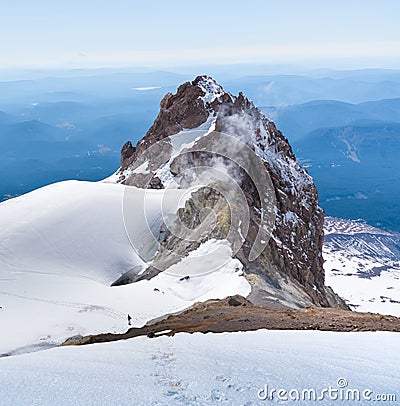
[1,180,144,284]
[0,180,250,354]
[324,217,400,316]
[1,330,399,405]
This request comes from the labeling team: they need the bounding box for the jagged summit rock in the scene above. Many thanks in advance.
[120,76,222,171]
[116,75,348,310]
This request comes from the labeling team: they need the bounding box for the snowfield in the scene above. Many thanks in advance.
[1,180,400,405]
[0,330,399,405]
[0,180,250,355]
[0,180,144,284]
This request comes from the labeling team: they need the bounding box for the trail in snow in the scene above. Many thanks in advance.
[0,330,399,405]
[0,180,250,355]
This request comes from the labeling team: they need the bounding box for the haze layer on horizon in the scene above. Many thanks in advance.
[1,0,399,70]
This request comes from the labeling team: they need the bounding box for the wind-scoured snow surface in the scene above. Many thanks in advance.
[0,180,250,354]
[0,330,399,405]
[324,217,400,316]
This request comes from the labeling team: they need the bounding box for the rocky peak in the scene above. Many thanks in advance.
[115,76,348,310]
[121,75,221,170]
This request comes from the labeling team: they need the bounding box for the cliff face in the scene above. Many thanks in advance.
[116,76,348,310]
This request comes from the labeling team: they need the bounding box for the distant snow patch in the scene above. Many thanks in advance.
[131,86,161,91]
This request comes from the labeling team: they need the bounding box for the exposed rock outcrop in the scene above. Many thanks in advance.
[62,296,400,347]
[115,75,348,310]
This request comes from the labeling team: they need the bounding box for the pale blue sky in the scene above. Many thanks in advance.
[1,0,399,68]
